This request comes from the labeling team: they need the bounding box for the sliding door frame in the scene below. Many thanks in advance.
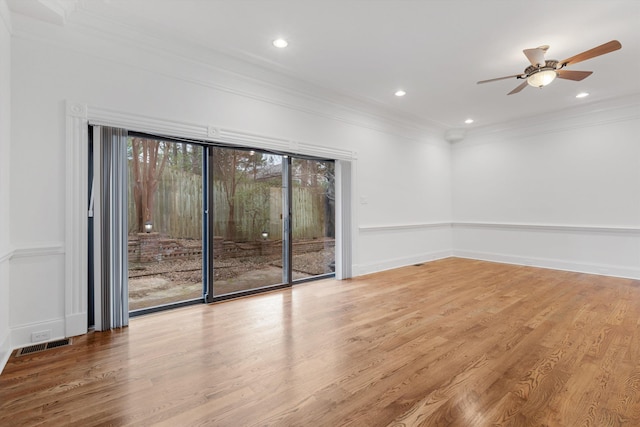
[282,156,293,285]
[66,101,354,336]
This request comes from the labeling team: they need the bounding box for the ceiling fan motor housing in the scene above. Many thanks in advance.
[524,59,559,76]
[525,60,559,87]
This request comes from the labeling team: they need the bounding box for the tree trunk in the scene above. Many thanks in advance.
[226,153,238,240]
[130,137,168,232]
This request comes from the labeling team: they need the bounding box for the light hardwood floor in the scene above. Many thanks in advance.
[1,258,639,426]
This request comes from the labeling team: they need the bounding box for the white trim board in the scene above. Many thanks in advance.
[85,104,356,161]
[11,243,65,259]
[453,250,640,281]
[354,250,453,277]
[0,249,11,264]
[8,317,66,352]
[0,0,11,34]
[359,222,452,232]
[0,243,65,263]
[359,221,640,234]
[466,94,640,140]
[0,330,10,376]
[453,222,640,235]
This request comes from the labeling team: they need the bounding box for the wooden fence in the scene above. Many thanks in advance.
[128,168,333,241]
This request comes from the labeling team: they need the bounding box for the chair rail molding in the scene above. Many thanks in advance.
[359,222,452,232]
[452,221,640,234]
[0,249,11,264]
[11,243,64,258]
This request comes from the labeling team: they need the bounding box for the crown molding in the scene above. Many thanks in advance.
[463,93,640,141]
[6,0,78,26]
[0,0,11,34]
[10,11,444,145]
[38,0,78,24]
[15,6,638,146]
[73,8,447,135]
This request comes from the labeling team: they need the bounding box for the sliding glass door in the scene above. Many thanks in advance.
[92,127,335,316]
[210,148,284,296]
[127,136,204,311]
[291,159,335,281]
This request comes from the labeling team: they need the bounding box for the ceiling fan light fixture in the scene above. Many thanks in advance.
[272,38,288,48]
[527,69,557,88]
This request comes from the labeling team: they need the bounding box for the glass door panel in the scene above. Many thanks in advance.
[291,159,335,280]
[127,137,204,310]
[211,148,284,295]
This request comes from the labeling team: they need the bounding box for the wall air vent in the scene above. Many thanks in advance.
[16,338,72,356]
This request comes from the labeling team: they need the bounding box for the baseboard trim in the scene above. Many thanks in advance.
[354,250,453,276]
[0,330,10,375]
[9,318,66,352]
[65,312,87,337]
[453,250,640,280]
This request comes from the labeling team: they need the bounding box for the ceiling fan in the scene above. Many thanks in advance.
[477,40,622,95]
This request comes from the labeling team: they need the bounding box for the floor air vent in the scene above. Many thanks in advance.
[16,338,72,356]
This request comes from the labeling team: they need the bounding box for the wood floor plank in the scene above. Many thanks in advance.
[1,258,639,426]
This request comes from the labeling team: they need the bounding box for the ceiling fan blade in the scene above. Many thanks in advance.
[560,40,621,67]
[507,81,528,95]
[523,47,546,67]
[556,69,593,81]
[477,74,525,84]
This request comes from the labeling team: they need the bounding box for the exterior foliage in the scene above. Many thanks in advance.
[128,138,334,242]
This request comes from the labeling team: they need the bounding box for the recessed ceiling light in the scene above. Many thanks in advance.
[464,118,474,124]
[576,92,589,98]
[272,38,288,48]
[394,90,406,97]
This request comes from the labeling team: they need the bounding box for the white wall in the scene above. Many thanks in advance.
[5,14,452,356]
[357,138,452,273]
[0,0,12,371]
[452,101,640,278]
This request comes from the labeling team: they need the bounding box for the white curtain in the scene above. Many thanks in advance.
[93,125,129,330]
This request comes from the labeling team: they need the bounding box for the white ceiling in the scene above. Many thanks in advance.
[9,0,640,131]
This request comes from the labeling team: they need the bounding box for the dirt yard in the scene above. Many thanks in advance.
[128,248,334,310]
